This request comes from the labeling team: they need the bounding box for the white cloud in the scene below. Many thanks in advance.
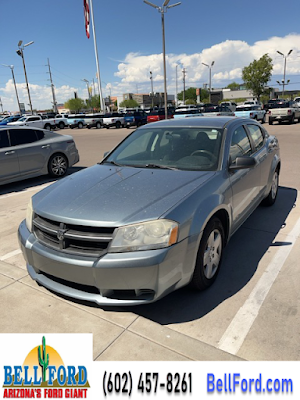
[111,33,300,96]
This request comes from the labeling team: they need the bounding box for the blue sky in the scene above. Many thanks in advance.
[1,0,300,111]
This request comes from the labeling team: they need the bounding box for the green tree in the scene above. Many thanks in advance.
[64,98,85,113]
[242,54,273,101]
[185,98,196,105]
[226,82,240,90]
[177,87,208,103]
[119,99,139,108]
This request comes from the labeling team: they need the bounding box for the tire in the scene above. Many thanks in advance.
[78,122,83,129]
[96,121,101,129]
[261,114,266,124]
[289,114,295,125]
[59,122,65,129]
[48,153,68,178]
[262,168,279,206]
[190,218,224,291]
[44,124,51,131]
[269,118,273,125]
[115,121,121,129]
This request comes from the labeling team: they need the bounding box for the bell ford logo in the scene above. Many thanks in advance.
[57,229,66,241]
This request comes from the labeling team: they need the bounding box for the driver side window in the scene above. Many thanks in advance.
[230,126,252,163]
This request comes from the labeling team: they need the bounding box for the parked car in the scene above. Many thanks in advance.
[220,102,237,111]
[86,113,104,129]
[234,105,266,123]
[124,110,147,128]
[0,115,21,126]
[55,114,69,129]
[263,99,285,111]
[102,113,125,129]
[293,97,300,107]
[173,109,203,119]
[147,108,174,123]
[0,126,79,185]
[67,115,86,129]
[268,100,300,125]
[8,115,57,130]
[19,116,280,306]
[201,106,234,116]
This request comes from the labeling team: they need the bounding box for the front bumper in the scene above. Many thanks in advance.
[18,220,191,306]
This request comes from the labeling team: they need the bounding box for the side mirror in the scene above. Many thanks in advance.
[229,156,256,171]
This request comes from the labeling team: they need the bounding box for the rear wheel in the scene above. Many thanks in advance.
[289,114,295,125]
[190,218,224,291]
[44,124,51,130]
[59,122,65,129]
[115,121,121,129]
[96,121,101,129]
[48,154,68,178]
[262,168,279,206]
[269,118,273,125]
[78,122,83,129]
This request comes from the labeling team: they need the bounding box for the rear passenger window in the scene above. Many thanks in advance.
[247,125,264,151]
[0,130,10,148]
[9,129,38,146]
[35,130,45,140]
[230,126,252,163]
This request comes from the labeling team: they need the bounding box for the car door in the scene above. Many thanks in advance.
[8,128,50,176]
[0,129,20,183]
[228,124,261,231]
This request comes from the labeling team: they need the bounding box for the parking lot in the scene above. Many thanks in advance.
[1,122,300,361]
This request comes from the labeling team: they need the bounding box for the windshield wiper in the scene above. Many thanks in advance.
[101,160,123,167]
[144,163,179,170]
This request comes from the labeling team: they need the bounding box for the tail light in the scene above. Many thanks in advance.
[250,112,254,118]
[216,113,221,116]
[268,110,271,115]
[288,109,292,115]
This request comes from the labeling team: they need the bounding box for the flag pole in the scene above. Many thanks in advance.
[89,0,105,113]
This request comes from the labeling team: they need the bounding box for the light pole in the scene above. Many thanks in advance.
[150,71,154,107]
[277,50,293,98]
[2,64,22,114]
[82,79,90,101]
[182,67,186,104]
[202,61,214,103]
[144,0,181,119]
[16,40,34,114]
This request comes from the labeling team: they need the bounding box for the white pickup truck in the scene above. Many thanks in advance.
[102,112,125,129]
[54,114,69,129]
[268,100,300,125]
[8,115,57,130]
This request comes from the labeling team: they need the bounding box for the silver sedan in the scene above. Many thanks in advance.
[18,117,280,305]
[0,126,79,185]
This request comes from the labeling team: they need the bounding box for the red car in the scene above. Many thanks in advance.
[147,109,174,123]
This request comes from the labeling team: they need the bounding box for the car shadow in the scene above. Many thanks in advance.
[0,166,86,196]
[128,186,297,324]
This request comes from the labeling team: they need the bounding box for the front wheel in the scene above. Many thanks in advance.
[96,121,101,129]
[44,124,51,131]
[262,168,279,206]
[289,114,295,125]
[190,218,224,291]
[48,154,68,178]
[78,122,83,129]
[269,118,273,125]
[59,122,65,129]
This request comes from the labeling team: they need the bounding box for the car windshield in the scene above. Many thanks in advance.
[18,117,26,122]
[104,127,223,171]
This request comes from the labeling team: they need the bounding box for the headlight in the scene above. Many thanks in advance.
[109,219,178,253]
[26,198,33,232]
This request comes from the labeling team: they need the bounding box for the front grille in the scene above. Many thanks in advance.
[33,214,115,257]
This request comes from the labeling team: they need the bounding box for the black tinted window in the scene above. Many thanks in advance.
[0,130,9,148]
[35,130,45,140]
[230,126,252,163]
[9,129,38,146]
[247,125,264,151]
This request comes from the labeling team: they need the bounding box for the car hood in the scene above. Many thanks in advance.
[33,164,214,227]
[7,121,23,125]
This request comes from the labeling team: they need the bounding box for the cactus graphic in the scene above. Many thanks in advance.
[38,336,49,383]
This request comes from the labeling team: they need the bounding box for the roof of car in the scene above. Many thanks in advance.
[138,116,238,129]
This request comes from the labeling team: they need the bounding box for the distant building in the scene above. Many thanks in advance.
[57,104,70,114]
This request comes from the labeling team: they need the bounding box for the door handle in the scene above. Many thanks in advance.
[5,151,15,155]
[41,145,50,149]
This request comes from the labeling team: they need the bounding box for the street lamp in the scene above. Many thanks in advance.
[202,61,214,103]
[277,50,293,98]
[150,71,154,107]
[144,0,181,119]
[16,40,34,114]
[82,78,91,101]
[2,64,22,114]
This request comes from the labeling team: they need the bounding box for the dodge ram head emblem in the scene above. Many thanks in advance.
[57,229,66,241]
